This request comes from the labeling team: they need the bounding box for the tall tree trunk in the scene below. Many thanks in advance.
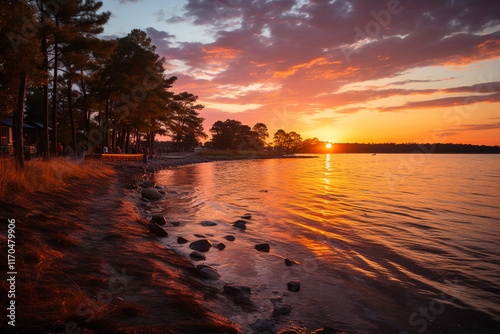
[68,79,77,154]
[150,132,155,152]
[116,125,121,151]
[111,122,117,152]
[136,129,140,153]
[104,96,109,147]
[125,129,130,154]
[119,127,126,150]
[41,16,50,161]
[14,74,27,170]
[80,69,90,147]
[52,20,59,156]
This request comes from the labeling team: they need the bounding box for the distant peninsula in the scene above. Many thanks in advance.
[324,143,499,154]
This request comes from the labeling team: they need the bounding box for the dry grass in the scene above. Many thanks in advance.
[0,158,115,205]
[0,158,117,333]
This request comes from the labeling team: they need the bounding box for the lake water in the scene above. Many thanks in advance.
[154,154,500,334]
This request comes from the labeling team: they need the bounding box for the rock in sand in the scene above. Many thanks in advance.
[241,213,252,220]
[141,180,156,188]
[232,220,247,230]
[250,319,277,334]
[255,243,271,252]
[189,239,213,252]
[201,221,217,227]
[223,285,253,305]
[177,237,188,244]
[223,235,236,241]
[141,188,163,200]
[284,258,297,266]
[272,302,292,316]
[151,214,167,226]
[198,266,221,280]
[287,280,301,292]
[189,251,206,261]
[216,243,226,250]
[143,221,168,237]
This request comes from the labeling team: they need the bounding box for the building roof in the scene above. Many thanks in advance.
[1,118,36,129]
[26,121,45,129]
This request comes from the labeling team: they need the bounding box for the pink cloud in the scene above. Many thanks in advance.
[142,0,500,135]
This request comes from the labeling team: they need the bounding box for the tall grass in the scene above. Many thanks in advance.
[0,158,115,204]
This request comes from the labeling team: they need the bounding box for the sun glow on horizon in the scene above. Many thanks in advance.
[326,143,332,149]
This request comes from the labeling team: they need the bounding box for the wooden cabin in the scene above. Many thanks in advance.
[1,118,44,158]
[1,119,14,155]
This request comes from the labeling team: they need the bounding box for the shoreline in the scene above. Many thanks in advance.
[120,152,319,174]
[125,153,344,334]
[110,152,330,334]
[0,153,331,334]
[1,157,240,334]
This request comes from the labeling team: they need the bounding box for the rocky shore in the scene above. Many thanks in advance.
[0,153,337,334]
[120,152,343,334]
[111,151,318,174]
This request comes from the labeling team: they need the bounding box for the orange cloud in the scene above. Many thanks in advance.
[201,46,241,61]
[273,57,342,79]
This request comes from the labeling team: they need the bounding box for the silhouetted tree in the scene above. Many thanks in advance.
[273,129,302,153]
[207,119,265,150]
[252,123,269,150]
[167,92,206,151]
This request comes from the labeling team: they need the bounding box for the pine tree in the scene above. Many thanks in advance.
[33,0,110,159]
[0,0,44,168]
[168,92,206,151]
[98,29,177,153]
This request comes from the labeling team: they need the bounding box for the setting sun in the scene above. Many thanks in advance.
[326,143,332,149]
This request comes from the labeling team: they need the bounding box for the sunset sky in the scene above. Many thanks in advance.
[101,0,500,145]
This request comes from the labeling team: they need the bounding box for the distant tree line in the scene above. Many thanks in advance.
[329,143,500,154]
[200,121,499,154]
